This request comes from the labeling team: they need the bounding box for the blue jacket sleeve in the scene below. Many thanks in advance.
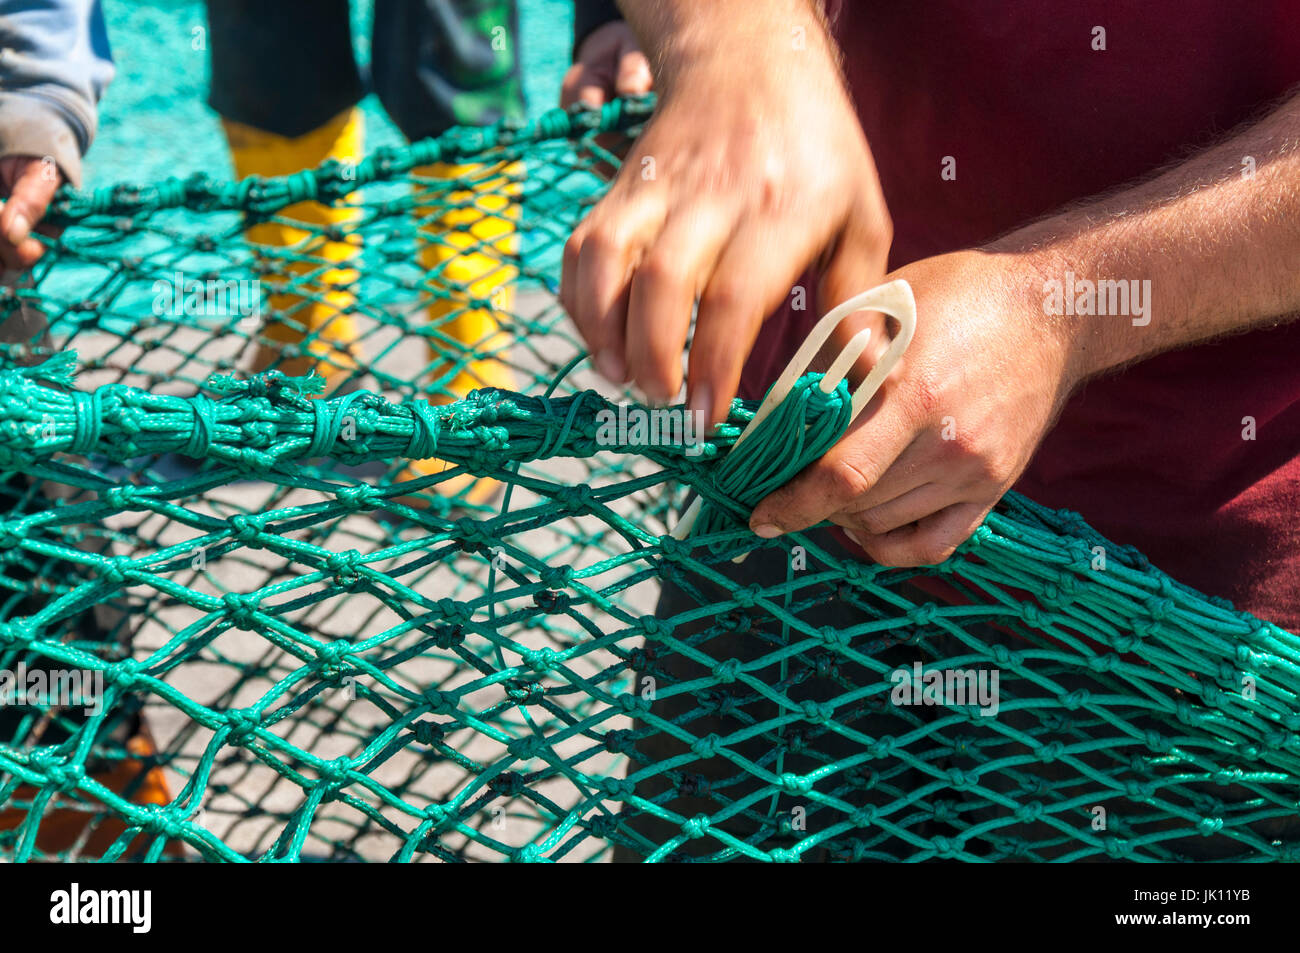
[0,0,114,187]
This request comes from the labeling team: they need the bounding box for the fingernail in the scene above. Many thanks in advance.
[594,350,626,384]
[688,383,713,429]
[843,528,865,547]
[752,523,783,539]
[7,214,30,245]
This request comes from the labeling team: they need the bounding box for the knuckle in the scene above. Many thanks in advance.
[909,372,945,418]
[854,508,894,537]
[636,252,684,292]
[820,458,874,505]
[699,276,749,317]
[581,224,621,261]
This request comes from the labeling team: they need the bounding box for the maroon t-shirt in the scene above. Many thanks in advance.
[743,1,1300,629]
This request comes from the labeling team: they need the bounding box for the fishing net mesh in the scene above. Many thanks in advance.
[0,98,1296,863]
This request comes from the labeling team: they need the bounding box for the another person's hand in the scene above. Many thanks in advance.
[749,250,1078,567]
[561,20,653,110]
[561,8,893,425]
[0,155,64,271]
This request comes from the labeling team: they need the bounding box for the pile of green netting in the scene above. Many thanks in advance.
[0,98,1298,863]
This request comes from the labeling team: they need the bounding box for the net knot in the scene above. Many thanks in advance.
[731,584,763,608]
[557,483,596,514]
[1103,839,1130,860]
[947,768,977,790]
[1035,742,1065,763]
[310,391,367,458]
[320,757,353,785]
[228,513,266,546]
[681,815,710,839]
[639,615,671,640]
[800,701,834,725]
[31,752,83,791]
[928,836,961,859]
[325,549,364,586]
[140,804,187,839]
[432,624,464,650]
[989,644,1015,667]
[598,776,635,799]
[100,484,144,510]
[0,620,33,646]
[818,626,851,649]
[779,773,812,796]
[691,734,722,758]
[868,736,896,759]
[768,848,799,863]
[538,565,572,589]
[1087,653,1119,673]
[522,647,558,674]
[616,692,648,714]
[414,721,445,746]
[422,688,457,713]
[1059,689,1090,710]
[337,484,381,512]
[511,844,545,863]
[107,658,142,689]
[434,599,472,626]
[907,602,938,627]
[1014,801,1044,823]
[226,709,260,743]
[489,771,526,797]
[1144,730,1172,754]
[506,735,545,760]
[97,555,134,585]
[222,592,260,629]
[851,805,878,827]
[314,640,352,670]
[1125,779,1156,800]
[712,658,743,683]
[603,730,635,755]
[1018,602,1044,628]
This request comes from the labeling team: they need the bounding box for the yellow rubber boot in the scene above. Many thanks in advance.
[396,159,522,508]
[224,108,365,390]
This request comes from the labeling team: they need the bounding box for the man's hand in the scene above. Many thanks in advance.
[0,155,64,271]
[561,20,653,109]
[561,2,892,425]
[749,250,1077,566]
[750,89,1300,567]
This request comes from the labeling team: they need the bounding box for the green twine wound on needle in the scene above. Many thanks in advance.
[688,372,853,552]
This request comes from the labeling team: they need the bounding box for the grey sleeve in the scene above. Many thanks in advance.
[0,0,115,187]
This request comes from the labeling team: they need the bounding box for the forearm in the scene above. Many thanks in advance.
[991,91,1300,385]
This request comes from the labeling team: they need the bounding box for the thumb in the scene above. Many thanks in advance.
[1,157,61,244]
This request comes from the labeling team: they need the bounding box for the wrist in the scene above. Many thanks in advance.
[989,235,1162,390]
[632,2,837,94]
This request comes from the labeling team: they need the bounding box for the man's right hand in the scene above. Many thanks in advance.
[560,1,893,426]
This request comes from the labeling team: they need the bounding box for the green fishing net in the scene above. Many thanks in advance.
[0,98,1297,863]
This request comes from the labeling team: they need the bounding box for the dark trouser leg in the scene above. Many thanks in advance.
[371,0,526,141]
[205,0,362,136]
